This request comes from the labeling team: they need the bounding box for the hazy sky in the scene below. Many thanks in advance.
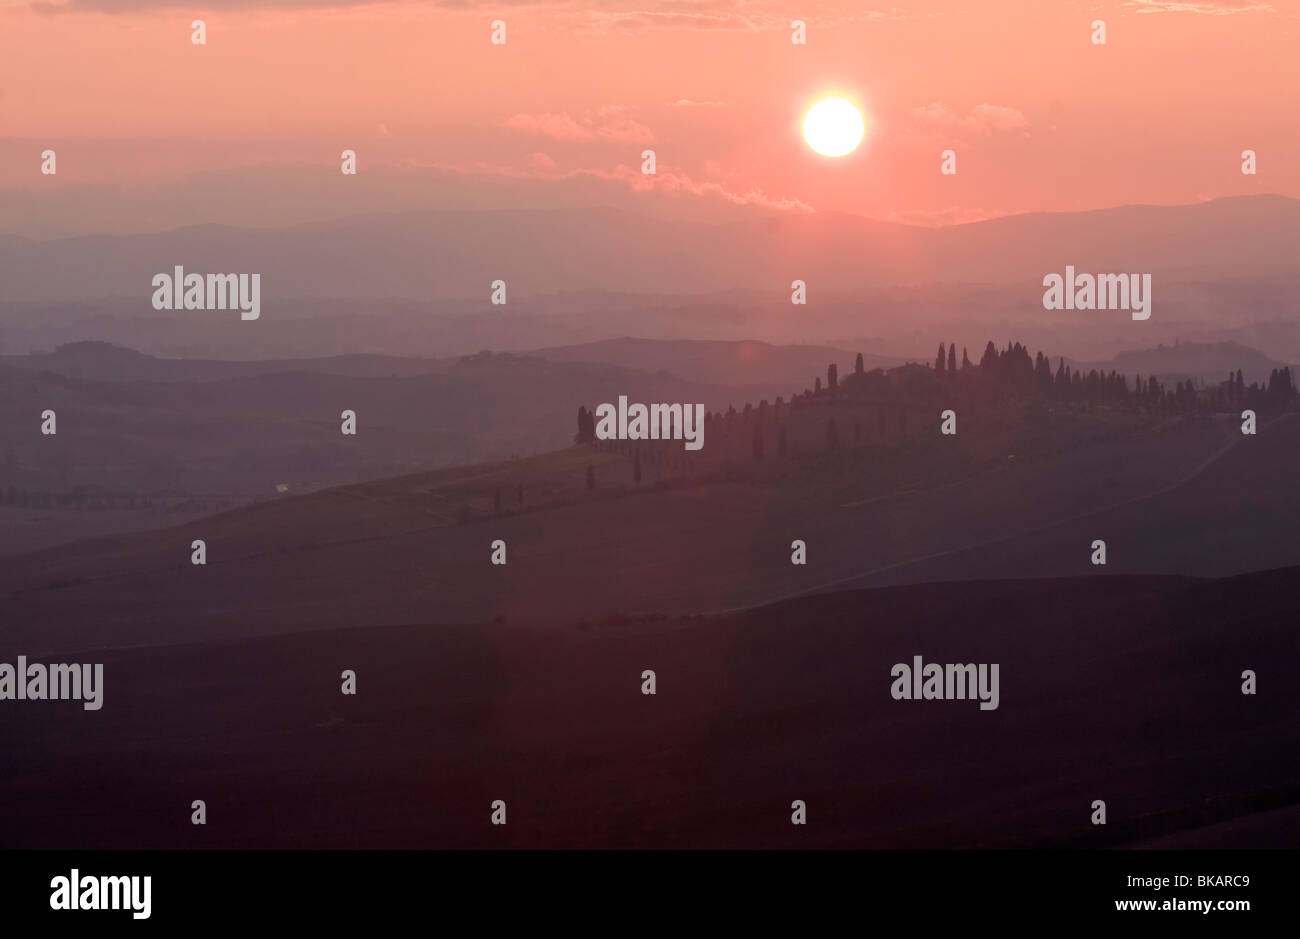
[1,0,1295,233]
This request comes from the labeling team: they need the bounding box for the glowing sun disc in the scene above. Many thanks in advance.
[803,98,865,157]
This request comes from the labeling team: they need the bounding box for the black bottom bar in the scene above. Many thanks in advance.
[0,849,1281,927]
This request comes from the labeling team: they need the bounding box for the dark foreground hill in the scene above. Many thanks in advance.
[2,568,1296,848]
[853,411,1300,591]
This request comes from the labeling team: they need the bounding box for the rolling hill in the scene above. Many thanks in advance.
[530,337,902,388]
[4,401,1296,655]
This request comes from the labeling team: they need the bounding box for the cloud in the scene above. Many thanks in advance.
[449,1,914,33]
[431,0,553,7]
[810,7,932,27]
[885,206,1002,227]
[28,0,917,25]
[577,10,765,33]
[406,154,812,213]
[27,0,576,11]
[911,102,1028,136]
[503,112,596,141]
[1121,0,1276,13]
[667,99,727,107]
[599,163,813,211]
[31,0,393,11]
[502,108,654,143]
[968,103,1028,132]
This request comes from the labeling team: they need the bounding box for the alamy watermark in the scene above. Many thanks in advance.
[50,870,150,919]
[0,655,103,710]
[594,396,705,451]
[890,655,999,711]
[151,266,261,320]
[1043,266,1151,320]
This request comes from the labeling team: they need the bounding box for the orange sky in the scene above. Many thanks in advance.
[1,0,1295,231]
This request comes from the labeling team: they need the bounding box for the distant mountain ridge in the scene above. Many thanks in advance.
[0,337,896,391]
[1074,340,1291,386]
[0,340,448,383]
[1,195,1296,303]
[529,337,902,387]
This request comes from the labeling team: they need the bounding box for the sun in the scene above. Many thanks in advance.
[802,98,865,158]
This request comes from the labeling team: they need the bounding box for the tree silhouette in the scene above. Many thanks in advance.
[947,345,956,373]
[828,362,838,390]
[980,341,999,371]
[855,352,864,374]
[576,405,595,443]
[935,342,946,373]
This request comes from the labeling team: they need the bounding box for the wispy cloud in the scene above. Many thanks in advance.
[503,107,654,143]
[28,0,919,25]
[503,113,595,142]
[577,10,764,33]
[601,163,813,211]
[31,0,393,11]
[1121,0,1276,13]
[911,102,1028,135]
[405,154,812,213]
